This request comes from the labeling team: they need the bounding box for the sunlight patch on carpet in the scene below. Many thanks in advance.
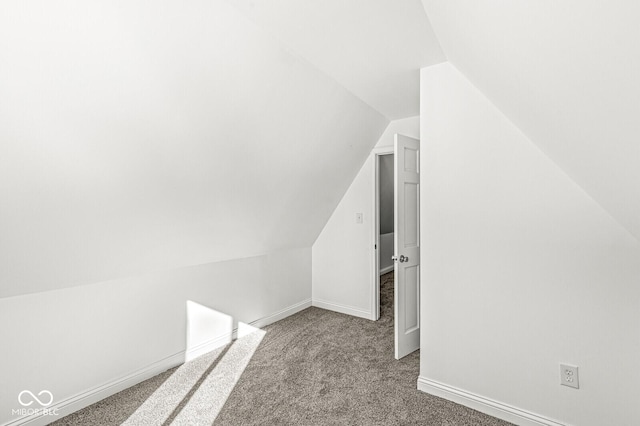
[122,302,265,425]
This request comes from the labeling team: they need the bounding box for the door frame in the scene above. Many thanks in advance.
[371,146,394,321]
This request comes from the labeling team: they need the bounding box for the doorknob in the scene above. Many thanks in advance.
[392,255,409,263]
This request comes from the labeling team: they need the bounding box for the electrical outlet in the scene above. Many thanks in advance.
[560,364,579,389]
[355,213,363,224]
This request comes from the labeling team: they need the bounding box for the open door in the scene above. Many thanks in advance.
[393,134,420,359]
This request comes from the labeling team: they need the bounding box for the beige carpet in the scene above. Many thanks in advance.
[52,272,512,425]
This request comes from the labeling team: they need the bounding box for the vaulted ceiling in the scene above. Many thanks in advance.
[421,0,640,241]
[227,0,640,241]
[0,0,390,296]
[225,0,446,119]
[1,1,638,297]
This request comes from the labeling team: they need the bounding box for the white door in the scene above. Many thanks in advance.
[393,134,420,359]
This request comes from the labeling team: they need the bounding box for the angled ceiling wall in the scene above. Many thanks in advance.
[0,0,387,297]
[226,0,445,119]
[422,0,640,241]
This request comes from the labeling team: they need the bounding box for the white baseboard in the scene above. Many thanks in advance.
[184,298,311,362]
[417,377,567,426]
[185,333,234,362]
[312,298,371,320]
[250,298,311,329]
[3,351,186,426]
[379,265,394,275]
[3,298,312,426]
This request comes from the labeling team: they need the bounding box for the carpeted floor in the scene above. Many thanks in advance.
[53,272,511,425]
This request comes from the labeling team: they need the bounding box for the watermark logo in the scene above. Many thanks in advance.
[18,390,54,407]
[12,390,59,418]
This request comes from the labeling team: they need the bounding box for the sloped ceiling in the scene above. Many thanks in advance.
[421,0,640,241]
[0,0,387,297]
[226,0,445,119]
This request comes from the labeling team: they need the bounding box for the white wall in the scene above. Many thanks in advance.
[0,247,311,425]
[419,62,640,426]
[0,0,386,298]
[374,117,420,151]
[312,116,419,319]
[379,233,395,274]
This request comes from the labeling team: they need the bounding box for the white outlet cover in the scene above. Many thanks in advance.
[560,364,579,389]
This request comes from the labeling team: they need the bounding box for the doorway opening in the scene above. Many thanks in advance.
[372,134,420,359]
[376,153,395,323]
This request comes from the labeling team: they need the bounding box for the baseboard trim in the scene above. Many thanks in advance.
[312,298,371,320]
[185,333,233,362]
[250,298,311,329]
[184,298,311,362]
[417,377,566,426]
[3,351,186,426]
[379,265,394,275]
[3,298,312,426]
